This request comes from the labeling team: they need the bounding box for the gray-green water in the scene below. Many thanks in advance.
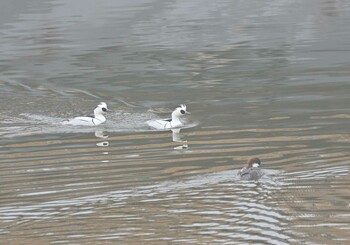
[1,0,350,244]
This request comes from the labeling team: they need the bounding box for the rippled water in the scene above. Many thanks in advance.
[1,0,350,244]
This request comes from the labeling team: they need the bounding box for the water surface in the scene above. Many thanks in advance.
[1,0,350,244]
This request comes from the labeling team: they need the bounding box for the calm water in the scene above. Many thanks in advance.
[1,0,350,244]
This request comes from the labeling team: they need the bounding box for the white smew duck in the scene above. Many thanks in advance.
[147,104,191,129]
[62,102,109,126]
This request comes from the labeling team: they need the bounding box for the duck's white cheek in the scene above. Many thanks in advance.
[252,163,260,168]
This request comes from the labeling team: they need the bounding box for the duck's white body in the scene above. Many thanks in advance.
[147,117,183,129]
[62,102,108,126]
[147,104,190,130]
[63,116,106,126]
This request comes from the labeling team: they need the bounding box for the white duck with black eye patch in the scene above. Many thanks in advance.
[147,104,191,129]
[62,102,109,126]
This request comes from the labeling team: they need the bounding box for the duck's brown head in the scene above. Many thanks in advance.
[246,157,261,168]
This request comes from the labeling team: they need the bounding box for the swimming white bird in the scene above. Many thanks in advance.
[62,102,109,126]
[147,104,191,129]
